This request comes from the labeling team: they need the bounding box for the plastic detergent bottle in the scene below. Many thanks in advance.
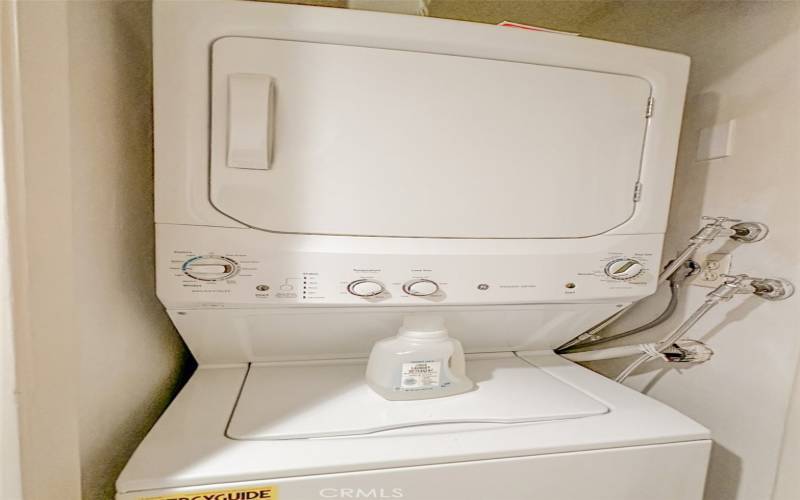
[366,315,474,400]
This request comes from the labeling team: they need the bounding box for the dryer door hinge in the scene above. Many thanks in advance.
[646,97,655,118]
[633,182,643,202]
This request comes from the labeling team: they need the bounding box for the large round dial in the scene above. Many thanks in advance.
[347,279,385,297]
[182,255,239,281]
[604,258,644,280]
[402,279,440,296]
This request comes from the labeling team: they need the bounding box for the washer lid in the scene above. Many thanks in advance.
[227,353,609,440]
[210,37,652,238]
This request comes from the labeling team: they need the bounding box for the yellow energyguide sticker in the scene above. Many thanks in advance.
[140,485,277,500]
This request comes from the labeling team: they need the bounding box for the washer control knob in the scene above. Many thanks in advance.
[183,255,239,281]
[604,258,644,280]
[402,279,440,297]
[347,279,385,297]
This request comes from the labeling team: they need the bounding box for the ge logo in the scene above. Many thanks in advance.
[477,284,489,290]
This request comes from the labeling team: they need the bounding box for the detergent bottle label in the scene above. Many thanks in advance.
[398,360,450,391]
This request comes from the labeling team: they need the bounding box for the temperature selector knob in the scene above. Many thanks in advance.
[402,279,440,297]
[604,258,644,280]
[347,279,385,297]
[183,255,239,281]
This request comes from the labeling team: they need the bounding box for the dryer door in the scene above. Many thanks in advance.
[210,37,651,238]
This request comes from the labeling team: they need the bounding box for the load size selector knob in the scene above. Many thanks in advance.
[182,255,239,281]
[347,279,385,297]
[604,258,644,280]
[402,279,440,297]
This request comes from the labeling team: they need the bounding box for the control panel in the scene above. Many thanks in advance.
[157,225,664,309]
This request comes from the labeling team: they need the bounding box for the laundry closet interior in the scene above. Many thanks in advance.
[1,2,799,500]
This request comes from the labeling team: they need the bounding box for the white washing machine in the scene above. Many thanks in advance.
[116,2,710,499]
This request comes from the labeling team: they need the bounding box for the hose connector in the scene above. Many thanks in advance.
[662,340,714,364]
[730,222,769,243]
[750,277,795,301]
[708,274,755,301]
[691,216,742,243]
[712,274,795,301]
[690,217,769,244]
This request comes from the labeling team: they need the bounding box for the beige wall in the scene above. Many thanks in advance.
[66,2,193,499]
[429,3,800,500]
[775,364,800,500]
[9,1,82,498]
[7,1,192,499]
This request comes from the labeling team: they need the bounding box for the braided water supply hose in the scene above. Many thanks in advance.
[614,274,794,383]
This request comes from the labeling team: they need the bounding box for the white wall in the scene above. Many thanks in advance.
[0,142,22,499]
[0,2,22,497]
[427,3,800,500]
[6,1,193,499]
[578,4,800,500]
[5,1,798,499]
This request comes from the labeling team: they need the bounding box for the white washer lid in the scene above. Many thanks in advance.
[228,353,609,440]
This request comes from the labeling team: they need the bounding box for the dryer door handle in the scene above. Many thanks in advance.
[226,73,275,170]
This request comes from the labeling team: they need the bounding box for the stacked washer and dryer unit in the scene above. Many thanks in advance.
[117,2,711,499]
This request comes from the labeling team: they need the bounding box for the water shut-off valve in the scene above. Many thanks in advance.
[658,274,794,366]
[659,216,769,282]
[613,270,794,382]
[559,216,772,353]
[692,216,769,244]
[709,274,794,302]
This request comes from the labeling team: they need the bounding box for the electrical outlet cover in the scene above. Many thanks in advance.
[696,120,735,161]
[689,252,732,288]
